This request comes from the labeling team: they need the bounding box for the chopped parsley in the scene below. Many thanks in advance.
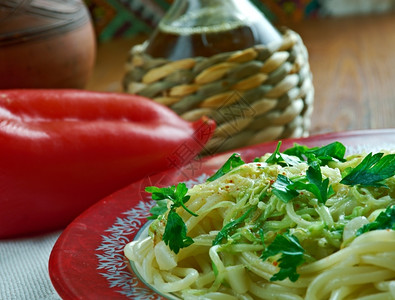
[340,152,395,187]
[266,141,302,166]
[272,161,334,204]
[272,174,299,203]
[145,183,197,253]
[294,161,335,204]
[207,153,245,182]
[357,205,395,236]
[284,141,346,166]
[162,210,194,254]
[212,207,254,246]
[260,232,305,282]
[147,199,168,220]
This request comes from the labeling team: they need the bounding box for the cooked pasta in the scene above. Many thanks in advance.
[124,144,395,299]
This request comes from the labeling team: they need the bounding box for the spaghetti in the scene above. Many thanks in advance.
[125,143,395,299]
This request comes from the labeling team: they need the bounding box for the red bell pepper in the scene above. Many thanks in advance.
[0,89,215,238]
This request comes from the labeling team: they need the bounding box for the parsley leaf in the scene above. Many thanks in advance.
[146,183,197,217]
[291,162,334,204]
[266,141,302,166]
[356,205,395,236]
[340,153,395,187]
[307,141,346,165]
[272,162,334,204]
[212,207,254,246]
[207,153,245,182]
[145,183,197,254]
[284,142,346,166]
[147,199,168,220]
[261,232,305,282]
[306,162,335,203]
[146,185,175,201]
[282,143,310,160]
[272,174,299,203]
[173,183,197,217]
[266,141,345,167]
[163,210,194,254]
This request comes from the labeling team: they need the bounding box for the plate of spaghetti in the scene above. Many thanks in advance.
[49,129,395,300]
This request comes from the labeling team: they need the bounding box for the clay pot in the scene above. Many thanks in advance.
[0,0,96,89]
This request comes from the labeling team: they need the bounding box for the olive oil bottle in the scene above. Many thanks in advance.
[124,0,314,154]
[144,0,282,60]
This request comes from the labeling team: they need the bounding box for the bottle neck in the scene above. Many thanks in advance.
[144,0,282,60]
[161,0,277,36]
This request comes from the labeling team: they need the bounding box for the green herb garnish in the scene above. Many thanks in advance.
[266,141,302,166]
[341,152,395,187]
[306,141,346,165]
[272,174,299,203]
[212,207,254,246]
[146,183,197,217]
[145,183,197,253]
[284,141,346,166]
[356,205,395,236]
[147,199,168,220]
[292,161,335,204]
[162,210,194,254]
[207,153,245,182]
[272,161,334,204]
[261,232,305,282]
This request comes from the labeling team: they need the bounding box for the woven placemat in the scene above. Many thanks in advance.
[123,29,314,154]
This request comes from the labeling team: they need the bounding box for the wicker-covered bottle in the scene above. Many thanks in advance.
[123,0,314,154]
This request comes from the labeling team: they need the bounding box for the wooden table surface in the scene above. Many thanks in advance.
[86,12,395,137]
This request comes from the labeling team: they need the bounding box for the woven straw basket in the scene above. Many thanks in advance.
[123,29,314,154]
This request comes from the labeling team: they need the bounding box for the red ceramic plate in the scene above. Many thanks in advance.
[49,129,395,299]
